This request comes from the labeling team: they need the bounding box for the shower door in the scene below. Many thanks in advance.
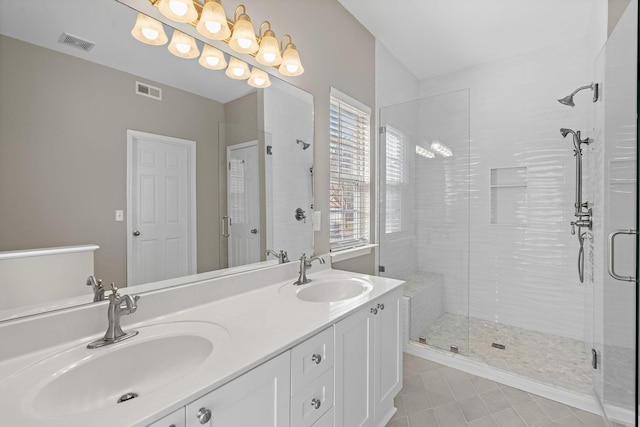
[591,2,637,425]
[378,90,471,355]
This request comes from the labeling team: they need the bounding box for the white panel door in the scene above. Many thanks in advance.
[127,130,196,285]
[227,141,260,267]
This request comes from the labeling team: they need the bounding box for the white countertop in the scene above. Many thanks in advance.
[0,267,403,427]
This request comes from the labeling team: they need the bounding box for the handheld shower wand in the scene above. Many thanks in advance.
[560,127,592,283]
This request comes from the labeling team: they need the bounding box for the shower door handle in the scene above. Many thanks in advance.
[607,229,637,282]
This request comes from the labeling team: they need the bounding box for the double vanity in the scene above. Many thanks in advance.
[0,261,403,427]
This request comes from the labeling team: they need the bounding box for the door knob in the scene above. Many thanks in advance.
[251,229,258,234]
[133,230,141,236]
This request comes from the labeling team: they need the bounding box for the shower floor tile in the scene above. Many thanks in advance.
[417,313,593,395]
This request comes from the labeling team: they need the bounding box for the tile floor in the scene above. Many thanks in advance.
[387,353,625,427]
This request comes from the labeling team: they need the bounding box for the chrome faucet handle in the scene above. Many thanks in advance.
[109,282,118,296]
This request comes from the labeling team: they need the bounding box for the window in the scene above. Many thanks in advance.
[329,89,371,250]
[384,126,404,233]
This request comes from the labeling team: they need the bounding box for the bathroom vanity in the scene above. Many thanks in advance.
[0,262,403,427]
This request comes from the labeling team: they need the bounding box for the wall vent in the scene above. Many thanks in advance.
[135,81,162,101]
[58,33,95,52]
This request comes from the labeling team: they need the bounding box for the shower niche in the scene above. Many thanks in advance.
[490,166,528,226]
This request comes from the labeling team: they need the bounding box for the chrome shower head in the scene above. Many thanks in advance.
[557,83,599,107]
[297,139,310,150]
[560,128,574,138]
[558,95,575,107]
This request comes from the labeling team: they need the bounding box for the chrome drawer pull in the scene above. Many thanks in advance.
[196,407,212,424]
[311,353,322,364]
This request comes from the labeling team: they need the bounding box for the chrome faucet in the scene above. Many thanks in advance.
[294,253,326,286]
[86,275,105,302]
[266,249,290,264]
[87,283,140,349]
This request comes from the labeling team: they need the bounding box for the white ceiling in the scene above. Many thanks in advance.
[0,0,255,103]
[337,0,596,80]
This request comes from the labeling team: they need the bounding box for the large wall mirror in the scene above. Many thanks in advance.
[0,0,314,320]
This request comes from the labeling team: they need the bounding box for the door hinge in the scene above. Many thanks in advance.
[379,126,386,134]
[378,265,386,273]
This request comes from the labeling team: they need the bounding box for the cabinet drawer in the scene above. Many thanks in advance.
[291,326,334,393]
[147,407,185,427]
[185,351,290,427]
[291,367,334,427]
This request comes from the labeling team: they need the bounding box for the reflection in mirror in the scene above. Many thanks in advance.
[0,0,314,321]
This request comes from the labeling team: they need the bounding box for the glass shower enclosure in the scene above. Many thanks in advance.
[378,89,471,356]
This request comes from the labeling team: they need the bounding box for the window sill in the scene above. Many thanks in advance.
[329,244,378,263]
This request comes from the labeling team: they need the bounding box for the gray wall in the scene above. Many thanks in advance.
[237,0,377,274]
[0,35,225,286]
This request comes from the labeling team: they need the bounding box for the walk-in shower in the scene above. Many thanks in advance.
[377,4,637,423]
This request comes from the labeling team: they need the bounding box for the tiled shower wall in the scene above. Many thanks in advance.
[264,86,314,260]
[416,38,594,341]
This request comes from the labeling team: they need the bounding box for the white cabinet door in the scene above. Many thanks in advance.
[373,288,402,425]
[334,288,403,427]
[185,351,290,427]
[334,305,374,427]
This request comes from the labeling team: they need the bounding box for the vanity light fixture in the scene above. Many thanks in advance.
[196,0,231,40]
[225,56,250,79]
[228,5,259,54]
[248,67,271,88]
[278,34,303,77]
[131,1,305,89]
[256,21,282,66]
[158,0,198,23]
[131,13,168,45]
[430,140,453,157]
[168,29,200,58]
[199,44,227,69]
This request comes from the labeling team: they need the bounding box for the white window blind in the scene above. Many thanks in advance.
[329,91,370,250]
[385,126,404,233]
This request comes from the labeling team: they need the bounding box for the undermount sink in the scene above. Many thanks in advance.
[0,321,228,420]
[296,278,373,302]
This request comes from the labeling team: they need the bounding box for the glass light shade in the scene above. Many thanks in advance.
[248,67,271,88]
[196,0,231,40]
[199,45,227,70]
[256,31,282,66]
[158,0,198,23]
[225,57,250,79]
[430,140,453,157]
[279,43,304,76]
[229,15,259,54]
[131,13,168,46]
[168,30,200,59]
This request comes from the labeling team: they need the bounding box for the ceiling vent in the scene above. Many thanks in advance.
[58,33,95,52]
[135,81,162,101]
